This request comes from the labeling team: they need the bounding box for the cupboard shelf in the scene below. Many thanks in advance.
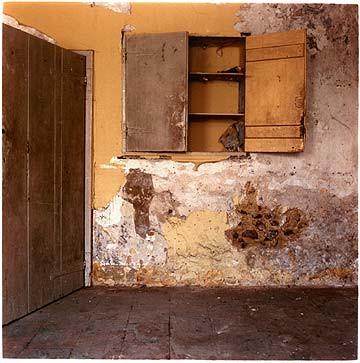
[189,112,245,119]
[189,72,244,81]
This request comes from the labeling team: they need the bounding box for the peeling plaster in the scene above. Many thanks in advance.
[94,159,357,287]
[234,4,340,57]
[225,182,308,249]
[3,14,56,44]
[93,4,358,288]
[122,24,136,32]
[122,169,155,238]
[90,2,131,14]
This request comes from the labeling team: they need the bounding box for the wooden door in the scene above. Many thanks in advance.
[2,24,86,324]
[124,32,188,152]
[244,29,306,152]
[2,25,29,323]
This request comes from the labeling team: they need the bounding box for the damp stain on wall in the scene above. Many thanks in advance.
[122,169,155,238]
[225,182,308,250]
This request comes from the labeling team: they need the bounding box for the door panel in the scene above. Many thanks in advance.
[61,49,86,295]
[2,25,29,324]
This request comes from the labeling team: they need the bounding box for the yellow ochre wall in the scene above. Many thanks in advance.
[4,2,241,209]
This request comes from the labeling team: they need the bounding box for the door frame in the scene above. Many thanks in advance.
[73,50,93,287]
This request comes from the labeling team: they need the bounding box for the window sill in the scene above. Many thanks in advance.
[116,151,249,164]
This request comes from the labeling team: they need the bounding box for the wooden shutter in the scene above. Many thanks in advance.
[124,32,188,152]
[244,29,306,152]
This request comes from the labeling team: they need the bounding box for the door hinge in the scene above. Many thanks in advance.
[26,141,30,154]
[83,76,87,85]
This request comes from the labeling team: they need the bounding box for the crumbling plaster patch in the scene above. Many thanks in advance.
[89,2,131,14]
[94,158,357,287]
[93,4,358,287]
[3,14,56,43]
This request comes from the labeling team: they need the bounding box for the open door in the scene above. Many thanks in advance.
[244,29,306,152]
[124,32,188,152]
[3,24,86,324]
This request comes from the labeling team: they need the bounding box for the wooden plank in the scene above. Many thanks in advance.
[246,44,304,62]
[125,32,188,152]
[244,138,304,152]
[246,29,306,50]
[245,126,302,138]
[60,49,86,295]
[189,72,244,81]
[2,25,29,324]
[189,35,244,47]
[245,30,306,153]
[53,45,63,302]
[28,34,59,311]
[245,57,305,126]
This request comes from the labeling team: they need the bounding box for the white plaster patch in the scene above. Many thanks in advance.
[95,192,125,226]
[122,24,136,32]
[91,2,131,14]
[95,193,168,269]
[111,158,355,200]
[3,14,57,44]
[99,163,118,169]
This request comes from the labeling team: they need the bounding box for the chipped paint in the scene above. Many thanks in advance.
[3,14,56,44]
[93,158,357,287]
[99,164,118,169]
[123,169,155,238]
[122,24,136,33]
[225,182,308,250]
[90,2,131,14]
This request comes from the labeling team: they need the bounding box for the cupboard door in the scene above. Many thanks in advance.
[124,32,188,152]
[244,29,306,152]
[2,25,29,324]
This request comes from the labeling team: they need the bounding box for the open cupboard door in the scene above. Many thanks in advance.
[124,32,188,152]
[244,29,306,152]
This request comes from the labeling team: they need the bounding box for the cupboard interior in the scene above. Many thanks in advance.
[188,36,246,152]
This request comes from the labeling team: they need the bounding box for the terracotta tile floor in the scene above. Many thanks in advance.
[3,286,357,359]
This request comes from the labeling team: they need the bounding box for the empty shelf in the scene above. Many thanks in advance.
[189,113,245,119]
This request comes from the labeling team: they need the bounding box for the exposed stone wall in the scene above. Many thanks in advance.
[93,4,358,287]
